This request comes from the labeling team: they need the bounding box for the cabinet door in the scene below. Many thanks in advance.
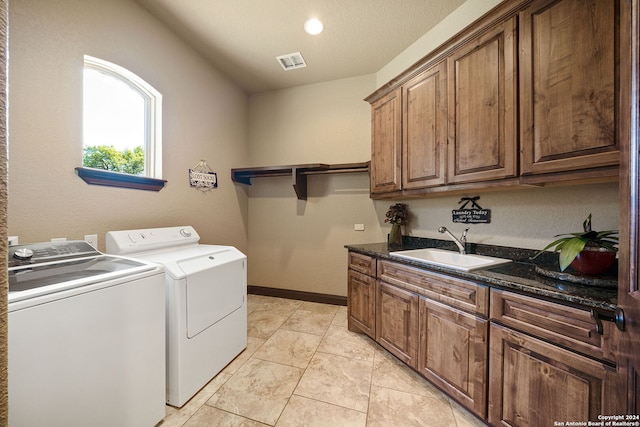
[376,281,419,368]
[402,61,447,189]
[489,323,624,426]
[370,88,402,194]
[418,297,488,418]
[347,269,376,338]
[447,16,518,184]
[520,0,618,175]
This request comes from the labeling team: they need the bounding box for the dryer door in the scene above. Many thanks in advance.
[178,249,246,338]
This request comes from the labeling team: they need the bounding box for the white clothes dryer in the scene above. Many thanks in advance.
[106,226,247,407]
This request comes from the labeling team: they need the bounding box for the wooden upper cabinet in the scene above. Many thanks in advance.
[370,88,402,194]
[447,17,518,184]
[520,0,619,175]
[402,61,448,189]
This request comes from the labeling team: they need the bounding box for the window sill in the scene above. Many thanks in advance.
[75,167,167,191]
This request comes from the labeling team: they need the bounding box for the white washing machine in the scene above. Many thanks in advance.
[106,226,247,407]
[8,240,165,427]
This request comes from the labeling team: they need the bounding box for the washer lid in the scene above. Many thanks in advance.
[8,255,158,303]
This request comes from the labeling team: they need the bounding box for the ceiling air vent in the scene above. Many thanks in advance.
[276,52,307,71]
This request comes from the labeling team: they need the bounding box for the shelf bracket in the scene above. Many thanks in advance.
[292,167,308,200]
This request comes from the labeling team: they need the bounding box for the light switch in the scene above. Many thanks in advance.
[354,224,365,231]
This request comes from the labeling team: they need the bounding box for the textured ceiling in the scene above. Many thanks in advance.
[134,0,467,94]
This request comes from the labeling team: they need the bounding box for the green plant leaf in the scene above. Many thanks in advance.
[558,238,587,271]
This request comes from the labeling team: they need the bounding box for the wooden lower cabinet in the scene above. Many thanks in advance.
[488,323,623,426]
[376,281,419,368]
[348,252,623,425]
[418,297,488,418]
[347,269,376,338]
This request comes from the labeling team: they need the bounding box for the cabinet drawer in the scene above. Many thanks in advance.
[378,260,488,316]
[348,252,376,276]
[490,289,618,363]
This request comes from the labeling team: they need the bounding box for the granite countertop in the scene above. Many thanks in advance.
[345,236,618,312]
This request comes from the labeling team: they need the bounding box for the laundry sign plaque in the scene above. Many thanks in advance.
[189,160,218,191]
[452,196,491,224]
[189,170,217,189]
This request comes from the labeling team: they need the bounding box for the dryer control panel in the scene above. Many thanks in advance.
[106,226,200,254]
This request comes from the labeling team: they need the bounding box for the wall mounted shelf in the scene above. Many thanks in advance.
[75,167,167,191]
[231,161,370,200]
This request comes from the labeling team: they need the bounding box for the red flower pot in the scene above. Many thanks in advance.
[570,248,617,275]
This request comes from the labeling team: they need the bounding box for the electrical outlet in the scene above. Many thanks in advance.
[8,236,18,246]
[354,224,365,231]
[84,234,98,249]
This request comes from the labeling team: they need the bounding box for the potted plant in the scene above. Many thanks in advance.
[533,214,618,274]
[385,203,408,247]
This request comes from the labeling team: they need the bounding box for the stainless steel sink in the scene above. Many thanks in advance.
[389,248,512,272]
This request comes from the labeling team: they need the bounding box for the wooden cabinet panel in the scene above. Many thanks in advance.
[520,0,619,175]
[418,297,488,418]
[376,281,419,368]
[491,289,618,363]
[348,252,376,276]
[447,16,518,184]
[370,88,402,194]
[402,61,448,189]
[489,323,624,426]
[378,259,489,316]
[347,269,376,338]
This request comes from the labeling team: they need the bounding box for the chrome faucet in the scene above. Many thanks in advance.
[438,226,469,254]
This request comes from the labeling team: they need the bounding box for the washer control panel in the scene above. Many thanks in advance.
[8,241,100,268]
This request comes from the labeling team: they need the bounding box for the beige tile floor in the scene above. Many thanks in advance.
[159,294,487,427]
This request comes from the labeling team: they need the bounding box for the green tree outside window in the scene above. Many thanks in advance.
[83,145,145,175]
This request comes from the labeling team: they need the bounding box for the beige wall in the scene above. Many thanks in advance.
[246,76,379,295]
[8,0,249,252]
[246,0,620,297]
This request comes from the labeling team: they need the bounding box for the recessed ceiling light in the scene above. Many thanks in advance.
[304,18,323,35]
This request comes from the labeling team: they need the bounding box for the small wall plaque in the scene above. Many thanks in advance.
[189,160,218,192]
[452,196,491,224]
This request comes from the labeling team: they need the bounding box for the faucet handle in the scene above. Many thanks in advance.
[461,228,469,241]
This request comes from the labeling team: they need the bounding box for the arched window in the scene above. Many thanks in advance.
[79,56,164,189]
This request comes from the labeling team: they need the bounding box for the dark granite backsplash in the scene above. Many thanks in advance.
[399,235,558,264]
[345,235,618,312]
